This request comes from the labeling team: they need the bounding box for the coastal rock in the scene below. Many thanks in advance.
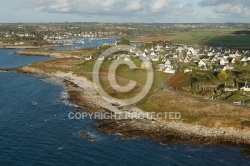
[80,132,98,142]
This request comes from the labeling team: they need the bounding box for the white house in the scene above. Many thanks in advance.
[211,56,219,63]
[150,52,157,56]
[165,45,171,51]
[208,52,214,57]
[142,52,147,58]
[220,58,229,66]
[241,82,250,92]
[156,45,162,51]
[176,47,185,53]
[225,64,235,71]
[229,54,236,58]
[164,66,176,74]
[231,58,236,64]
[84,55,92,61]
[198,59,206,68]
[158,64,165,71]
[136,52,141,57]
[98,55,105,60]
[223,53,230,59]
[183,56,191,63]
[235,51,241,57]
[224,82,237,92]
[241,57,248,62]
[179,58,184,63]
[124,56,131,62]
[184,68,192,73]
[165,59,172,67]
[190,48,198,55]
[247,57,250,62]
[152,55,160,61]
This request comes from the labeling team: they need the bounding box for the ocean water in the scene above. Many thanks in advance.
[49,38,117,51]
[0,49,250,166]
[0,49,51,68]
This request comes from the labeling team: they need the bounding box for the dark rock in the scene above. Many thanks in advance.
[73,109,80,114]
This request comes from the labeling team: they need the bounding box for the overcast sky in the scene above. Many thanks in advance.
[1,0,250,23]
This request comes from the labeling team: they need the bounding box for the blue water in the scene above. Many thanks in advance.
[0,48,250,165]
[50,38,117,51]
[0,49,52,68]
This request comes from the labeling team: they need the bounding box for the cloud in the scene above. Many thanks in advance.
[199,0,250,20]
[24,0,195,21]
[199,0,233,6]
[101,0,117,11]
[26,0,117,14]
[151,0,167,13]
[49,0,72,12]
[214,4,247,15]
[199,0,250,7]
[125,0,143,12]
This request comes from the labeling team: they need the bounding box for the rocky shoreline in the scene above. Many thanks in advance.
[17,66,250,155]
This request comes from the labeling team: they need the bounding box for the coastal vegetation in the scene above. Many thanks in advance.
[18,47,250,129]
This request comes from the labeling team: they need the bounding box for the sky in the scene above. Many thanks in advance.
[1,0,250,23]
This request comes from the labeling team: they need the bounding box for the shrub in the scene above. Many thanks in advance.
[217,71,228,80]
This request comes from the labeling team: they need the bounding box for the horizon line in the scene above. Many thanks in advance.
[1,22,250,24]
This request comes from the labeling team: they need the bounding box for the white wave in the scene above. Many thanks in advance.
[31,101,38,106]
[60,91,78,107]
[80,131,103,142]
[41,77,64,86]
[114,133,123,136]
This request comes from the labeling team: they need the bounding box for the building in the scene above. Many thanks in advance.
[240,82,250,92]
[198,59,206,68]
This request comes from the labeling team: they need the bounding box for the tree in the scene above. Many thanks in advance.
[235,58,241,64]
[217,71,228,80]
[239,70,250,81]
[117,38,130,45]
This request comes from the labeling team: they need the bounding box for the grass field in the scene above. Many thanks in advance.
[171,31,220,45]
[143,28,250,47]
[132,36,176,43]
[74,58,170,99]
[204,35,250,48]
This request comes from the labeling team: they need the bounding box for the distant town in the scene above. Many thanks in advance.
[1,23,250,105]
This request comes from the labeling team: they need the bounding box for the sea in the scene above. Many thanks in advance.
[0,41,250,166]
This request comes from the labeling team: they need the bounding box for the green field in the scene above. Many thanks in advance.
[75,59,170,98]
[169,28,250,47]
[171,31,220,45]
[205,35,250,48]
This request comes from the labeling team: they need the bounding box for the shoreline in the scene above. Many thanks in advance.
[17,66,250,151]
[16,51,78,58]
[0,44,66,49]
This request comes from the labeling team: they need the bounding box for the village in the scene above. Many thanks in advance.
[82,42,250,105]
